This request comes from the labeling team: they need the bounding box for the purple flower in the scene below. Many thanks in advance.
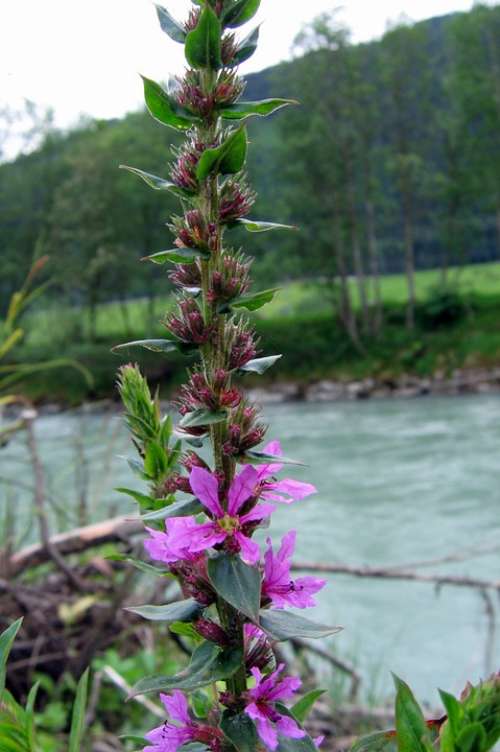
[244,664,305,750]
[186,465,275,565]
[145,691,222,751]
[256,441,317,503]
[144,517,202,564]
[262,531,326,609]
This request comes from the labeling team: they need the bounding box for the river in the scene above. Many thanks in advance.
[2,394,499,704]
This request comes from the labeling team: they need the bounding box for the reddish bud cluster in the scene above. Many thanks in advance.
[175,69,244,118]
[166,297,213,344]
[177,369,242,415]
[223,402,267,456]
[228,322,258,369]
[207,251,251,303]
[170,137,207,193]
[182,450,210,473]
[169,555,215,607]
[160,472,192,495]
[171,210,218,251]
[169,262,202,290]
[184,7,201,32]
[194,618,230,646]
[219,177,256,224]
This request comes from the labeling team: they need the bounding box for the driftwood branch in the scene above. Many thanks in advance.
[292,562,500,591]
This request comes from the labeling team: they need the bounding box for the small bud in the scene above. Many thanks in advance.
[194,618,230,646]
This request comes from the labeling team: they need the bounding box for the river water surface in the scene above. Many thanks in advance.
[2,394,499,704]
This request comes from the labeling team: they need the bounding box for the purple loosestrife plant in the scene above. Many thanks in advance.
[115,2,342,750]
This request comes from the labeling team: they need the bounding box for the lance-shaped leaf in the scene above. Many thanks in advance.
[259,610,342,641]
[0,619,22,696]
[228,25,260,66]
[130,641,243,696]
[141,498,204,522]
[236,218,297,233]
[241,450,303,466]
[196,127,247,181]
[155,4,187,43]
[208,553,261,621]
[291,689,327,724]
[112,338,189,355]
[107,554,171,578]
[115,487,166,509]
[143,248,210,265]
[351,730,397,752]
[141,76,195,130]
[221,711,259,752]
[179,408,228,429]
[393,675,431,752]
[119,165,194,199]
[126,599,202,623]
[68,669,90,752]
[223,0,261,28]
[222,287,279,312]
[238,355,282,375]
[221,98,297,120]
[185,4,222,70]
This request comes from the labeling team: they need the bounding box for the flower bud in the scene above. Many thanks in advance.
[194,618,230,647]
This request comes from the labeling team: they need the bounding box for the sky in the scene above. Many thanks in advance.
[0,0,485,135]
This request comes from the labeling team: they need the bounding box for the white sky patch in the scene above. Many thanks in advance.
[0,0,490,134]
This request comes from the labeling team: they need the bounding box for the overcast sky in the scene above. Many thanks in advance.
[0,0,486,131]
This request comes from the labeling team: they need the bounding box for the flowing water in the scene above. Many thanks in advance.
[2,394,499,704]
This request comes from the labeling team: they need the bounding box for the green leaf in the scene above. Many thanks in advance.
[141,498,204,522]
[119,165,194,198]
[106,554,170,578]
[236,218,297,233]
[208,553,261,621]
[144,440,169,478]
[221,711,259,752]
[68,669,90,752]
[291,689,326,723]
[277,736,318,752]
[155,4,187,43]
[241,450,303,466]
[143,248,210,265]
[0,619,23,697]
[115,487,163,510]
[196,127,247,181]
[223,287,279,312]
[170,622,200,640]
[130,641,243,696]
[221,98,297,120]
[393,675,431,752]
[185,4,222,70]
[259,610,342,641]
[179,408,227,429]
[351,731,397,752]
[228,25,260,66]
[238,355,282,375]
[24,681,40,751]
[439,690,462,739]
[112,338,181,354]
[455,724,487,752]
[223,0,261,28]
[126,599,202,623]
[141,75,195,130]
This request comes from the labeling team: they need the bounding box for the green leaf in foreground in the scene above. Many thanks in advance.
[141,497,203,522]
[240,450,303,466]
[221,98,297,120]
[155,4,187,43]
[0,619,23,696]
[143,248,209,265]
[141,75,194,130]
[239,355,282,375]
[112,338,181,354]
[393,674,431,752]
[350,730,397,752]
[236,218,297,233]
[196,127,247,181]
[185,4,222,70]
[68,668,90,752]
[229,25,260,66]
[225,288,279,312]
[106,554,170,578]
[130,641,243,696]
[259,610,342,641]
[179,408,228,429]
[126,599,202,623]
[291,689,327,723]
[208,553,261,621]
[119,165,194,198]
[221,711,259,752]
[223,0,261,28]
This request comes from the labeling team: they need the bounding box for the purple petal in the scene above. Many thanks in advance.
[187,521,226,553]
[255,715,279,751]
[234,532,260,565]
[239,502,276,524]
[160,690,190,725]
[262,478,317,503]
[144,518,198,564]
[266,674,302,703]
[276,715,306,740]
[228,465,259,515]
[277,530,296,561]
[189,467,223,517]
[314,735,325,748]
